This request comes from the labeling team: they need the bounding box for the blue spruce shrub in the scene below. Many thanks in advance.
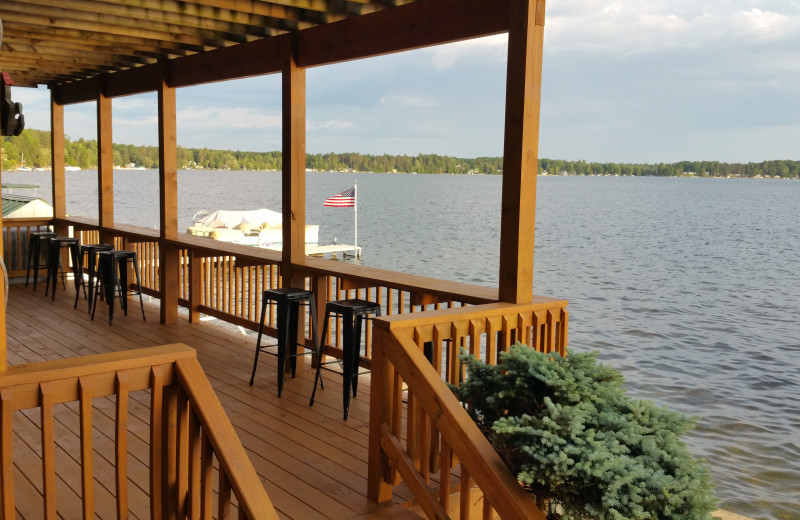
[452,344,718,520]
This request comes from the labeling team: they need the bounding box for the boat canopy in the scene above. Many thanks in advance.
[193,209,283,229]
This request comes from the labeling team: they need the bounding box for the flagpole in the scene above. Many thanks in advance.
[353,180,359,258]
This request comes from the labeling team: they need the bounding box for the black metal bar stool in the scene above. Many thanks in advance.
[45,237,80,301]
[91,250,146,325]
[250,287,322,398]
[74,243,114,312]
[310,298,381,420]
[25,231,57,291]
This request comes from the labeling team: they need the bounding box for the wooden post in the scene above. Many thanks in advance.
[158,61,179,324]
[188,251,202,323]
[0,138,5,369]
[498,0,545,304]
[282,35,307,278]
[367,327,395,503]
[97,86,114,243]
[50,94,68,238]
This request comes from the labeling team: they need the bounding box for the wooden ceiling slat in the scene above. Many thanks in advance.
[3,41,154,66]
[0,5,231,48]
[2,23,205,57]
[12,0,275,40]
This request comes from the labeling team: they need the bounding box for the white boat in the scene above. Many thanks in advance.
[186,209,319,247]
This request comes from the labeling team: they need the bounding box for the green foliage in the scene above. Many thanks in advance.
[452,345,719,520]
[3,129,799,178]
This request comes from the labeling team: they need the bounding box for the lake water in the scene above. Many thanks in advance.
[5,170,799,520]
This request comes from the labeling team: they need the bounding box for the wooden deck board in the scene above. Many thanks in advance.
[4,284,421,520]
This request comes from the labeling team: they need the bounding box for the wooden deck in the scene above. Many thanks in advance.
[5,282,421,520]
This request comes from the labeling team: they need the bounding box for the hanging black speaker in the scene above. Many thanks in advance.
[1,72,25,137]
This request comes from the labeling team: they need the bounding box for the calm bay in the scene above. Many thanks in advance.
[5,169,799,520]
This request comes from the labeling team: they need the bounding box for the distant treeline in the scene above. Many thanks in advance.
[2,129,798,179]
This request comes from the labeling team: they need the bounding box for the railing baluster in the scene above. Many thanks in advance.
[439,439,451,515]
[189,409,202,520]
[459,467,470,520]
[177,384,190,518]
[116,372,130,519]
[150,365,169,520]
[218,462,232,520]
[78,377,95,520]
[40,382,57,519]
[1,389,15,518]
[200,434,213,520]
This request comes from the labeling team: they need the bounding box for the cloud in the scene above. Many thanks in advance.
[430,34,508,72]
[545,1,800,55]
[378,95,437,109]
[178,106,281,130]
[308,119,354,130]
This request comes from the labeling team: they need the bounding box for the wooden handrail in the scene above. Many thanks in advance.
[0,344,278,519]
[369,325,546,519]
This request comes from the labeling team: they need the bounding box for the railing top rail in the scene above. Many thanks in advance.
[300,256,499,304]
[176,357,280,519]
[167,234,283,262]
[2,217,54,226]
[385,329,546,519]
[0,344,195,388]
[374,299,569,331]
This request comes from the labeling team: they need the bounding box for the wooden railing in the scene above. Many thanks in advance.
[367,301,568,519]
[0,218,54,277]
[4,217,504,365]
[0,344,277,519]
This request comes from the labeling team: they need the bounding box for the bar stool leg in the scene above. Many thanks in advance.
[25,234,36,288]
[131,255,146,320]
[351,314,364,398]
[309,307,332,406]
[250,292,269,386]
[276,297,290,397]
[341,311,355,420]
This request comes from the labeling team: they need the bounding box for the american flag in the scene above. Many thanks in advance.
[323,186,356,207]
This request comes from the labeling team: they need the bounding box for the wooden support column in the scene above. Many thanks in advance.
[158,61,179,324]
[498,0,546,304]
[281,35,307,288]
[0,139,5,369]
[97,87,114,242]
[50,95,66,223]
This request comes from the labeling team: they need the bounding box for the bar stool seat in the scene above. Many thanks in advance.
[74,244,115,312]
[91,250,146,325]
[310,298,381,420]
[251,287,322,398]
[45,237,80,301]
[25,231,57,291]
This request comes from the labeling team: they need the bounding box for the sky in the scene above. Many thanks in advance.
[9,0,800,164]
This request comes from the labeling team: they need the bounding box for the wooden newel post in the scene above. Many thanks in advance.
[498,0,546,304]
[367,326,395,503]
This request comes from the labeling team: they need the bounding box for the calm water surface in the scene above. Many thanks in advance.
[6,170,799,520]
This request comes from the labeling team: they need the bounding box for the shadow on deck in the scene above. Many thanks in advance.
[6,282,421,520]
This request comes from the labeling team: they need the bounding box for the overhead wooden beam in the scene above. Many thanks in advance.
[1,36,157,62]
[498,0,545,304]
[170,34,290,87]
[282,36,307,269]
[56,0,509,100]
[298,0,510,67]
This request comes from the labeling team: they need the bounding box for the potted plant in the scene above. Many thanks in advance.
[451,344,719,520]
